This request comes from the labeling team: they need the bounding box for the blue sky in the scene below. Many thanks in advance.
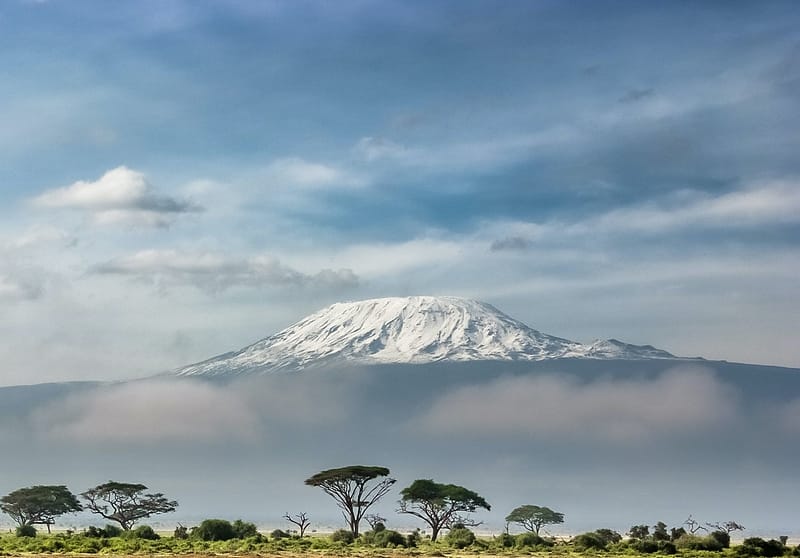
[1,0,799,384]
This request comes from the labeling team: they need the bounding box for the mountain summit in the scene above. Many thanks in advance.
[174,296,679,377]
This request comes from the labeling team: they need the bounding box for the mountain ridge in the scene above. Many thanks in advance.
[174,296,688,378]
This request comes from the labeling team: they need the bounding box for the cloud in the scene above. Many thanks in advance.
[0,273,43,301]
[1,225,76,251]
[489,236,533,252]
[589,180,800,233]
[619,88,655,103]
[413,367,738,444]
[33,166,201,227]
[778,398,800,434]
[29,375,356,446]
[264,157,364,189]
[33,380,261,444]
[353,136,409,162]
[93,249,359,292]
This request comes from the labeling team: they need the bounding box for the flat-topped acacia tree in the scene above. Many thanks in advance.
[305,465,395,537]
[399,479,490,542]
[0,485,82,533]
[81,481,178,531]
[505,504,564,535]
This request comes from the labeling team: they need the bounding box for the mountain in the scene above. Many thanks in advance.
[173,296,682,377]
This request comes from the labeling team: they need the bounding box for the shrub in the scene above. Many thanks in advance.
[658,541,678,554]
[330,529,355,544]
[15,525,37,537]
[495,532,515,548]
[446,527,476,549]
[632,539,660,553]
[574,532,607,551]
[364,528,406,547]
[85,524,123,538]
[675,533,724,552]
[514,533,544,548]
[193,519,237,541]
[406,528,421,548]
[270,529,291,540]
[709,530,731,548]
[736,538,786,558]
[595,528,623,546]
[232,519,258,539]
[132,525,159,540]
[174,525,188,539]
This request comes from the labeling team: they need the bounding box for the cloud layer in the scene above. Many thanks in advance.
[93,250,359,293]
[414,367,739,443]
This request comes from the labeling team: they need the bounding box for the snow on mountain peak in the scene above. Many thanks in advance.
[174,296,678,377]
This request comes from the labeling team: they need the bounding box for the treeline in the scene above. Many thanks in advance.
[1,465,798,557]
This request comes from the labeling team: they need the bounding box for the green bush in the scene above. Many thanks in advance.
[494,532,515,548]
[574,532,607,550]
[362,528,406,547]
[406,528,421,548]
[15,525,37,537]
[445,527,476,549]
[232,519,259,539]
[736,538,786,558]
[595,528,623,546]
[193,519,237,541]
[85,524,123,538]
[132,525,160,540]
[632,539,660,553]
[675,533,724,552]
[330,529,355,544]
[658,540,678,554]
[515,532,544,548]
[709,530,731,548]
[174,524,189,539]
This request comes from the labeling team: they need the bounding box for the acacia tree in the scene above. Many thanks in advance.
[305,465,395,537]
[505,505,564,536]
[81,481,177,530]
[398,479,490,542]
[0,485,82,533]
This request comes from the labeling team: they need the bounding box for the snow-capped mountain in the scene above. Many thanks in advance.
[174,296,681,377]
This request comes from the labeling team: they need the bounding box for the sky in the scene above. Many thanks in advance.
[2,0,800,386]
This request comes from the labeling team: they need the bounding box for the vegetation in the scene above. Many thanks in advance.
[398,479,490,541]
[305,465,395,537]
[0,485,82,533]
[81,481,178,530]
[505,504,564,535]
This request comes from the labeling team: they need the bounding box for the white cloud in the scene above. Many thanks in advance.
[264,157,364,189]
[33,380,261,444]
[590,180,800,233]
[414,367,739,444]
[93,249,359,292]
[33,166,200,227]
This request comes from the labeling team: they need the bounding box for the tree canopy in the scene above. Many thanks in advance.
[81,481,177,530]
[0,485,82,533]
[305,465,395,537]
[398,479,490,541]
[505,505,565,535]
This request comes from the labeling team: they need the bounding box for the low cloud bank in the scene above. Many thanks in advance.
[413,367,739,443]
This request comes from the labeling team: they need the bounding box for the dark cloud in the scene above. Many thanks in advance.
[490,236,533,252]
[618,88,655,103]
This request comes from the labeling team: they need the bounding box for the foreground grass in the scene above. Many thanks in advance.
[0,533,797,558]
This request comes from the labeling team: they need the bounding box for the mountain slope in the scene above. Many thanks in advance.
[174,296,681,377]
